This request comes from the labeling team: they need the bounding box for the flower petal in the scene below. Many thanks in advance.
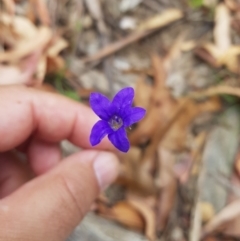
[90,120,113,146]
[122,107,146,127]
[111,87,134,111]
[90,93,111,120]
[108,127,130,152]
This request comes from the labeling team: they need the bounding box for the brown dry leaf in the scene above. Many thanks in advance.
[137,9,183,31]
[46,56,65,73]
[129,54,177,145]
[46,37,68,73]
[162,98,221,152]
[201,43,222,61]
[134,76,152,109]
[117,147,156,194]
[0,51,40,85]
[0,13,38,39]
[0,22,19,47]
[0,13,66,82]
[219,46,240,73]
[128,197,156,241]
[202,199,240,237]
[195,3,240,73]
[200,43,240,73]
[131,53,218,159]
[0,26,52,63]
[156,148,177,231]
[47,37,68,57]
[97,201,145,231]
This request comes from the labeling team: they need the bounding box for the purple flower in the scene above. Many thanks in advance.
[89,87,146,152]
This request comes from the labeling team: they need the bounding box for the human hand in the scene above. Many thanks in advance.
[0,85,119,241]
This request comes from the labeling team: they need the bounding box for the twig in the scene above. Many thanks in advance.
[82,29,154,63]
[189,85,240,99]
[82,9,183,63]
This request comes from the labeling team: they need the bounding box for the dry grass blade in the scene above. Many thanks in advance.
[0,53,39,85]
[0,13,38,39]
[0,27,52,63]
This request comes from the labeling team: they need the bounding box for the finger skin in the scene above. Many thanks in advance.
[0,150,119,241]
[0,152,31,198]
[27,138,62,175]
[0,85,113,152]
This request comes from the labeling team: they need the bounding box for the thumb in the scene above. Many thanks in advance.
[0,150,119,241]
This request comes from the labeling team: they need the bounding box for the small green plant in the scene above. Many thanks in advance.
[189,0,204,8]
[45,70,80,101]
[221,94,239,105]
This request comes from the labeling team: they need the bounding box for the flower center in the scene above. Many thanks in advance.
[109,115,123,131]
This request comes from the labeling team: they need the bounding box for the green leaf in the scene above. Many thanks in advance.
[189,0,203,8]
[63,90,80,101]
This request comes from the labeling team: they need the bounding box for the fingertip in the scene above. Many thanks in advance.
[92,151,120,190]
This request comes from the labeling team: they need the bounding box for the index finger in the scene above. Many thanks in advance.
[0,85,113,152]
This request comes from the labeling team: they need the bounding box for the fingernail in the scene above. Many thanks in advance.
[93,152,119,190]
